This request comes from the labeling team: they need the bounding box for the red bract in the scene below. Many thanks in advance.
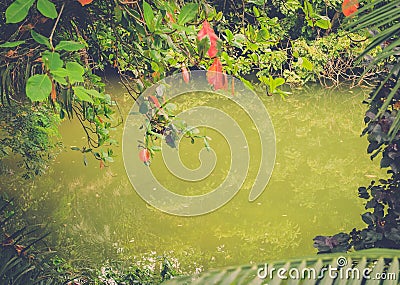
[207,58,228,90]
[78,0,93,6]
[182,66,190,83]
[166,12,175,23]
[149,95,161,108]
[342,0,359,17]
[197,21,219,58]
[139,149,150,163]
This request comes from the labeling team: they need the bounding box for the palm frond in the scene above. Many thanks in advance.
[162,249,400,284]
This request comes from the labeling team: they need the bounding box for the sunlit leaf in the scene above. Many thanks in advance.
[5,0,35,24]
[31,30,51,49]
[143,1,155,32]
[42,51,63,71]
[26,74,52,102]
[72,86,94,103]
[37,0,57,19]
[55,41,85,52]
[66,62,84,84]
[178,3,198,25]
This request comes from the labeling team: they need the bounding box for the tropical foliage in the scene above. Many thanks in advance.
[314,0,400,253]
[0,0,372,175]
[162,249,400,284]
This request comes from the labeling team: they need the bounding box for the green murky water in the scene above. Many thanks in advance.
[1,82,385,272]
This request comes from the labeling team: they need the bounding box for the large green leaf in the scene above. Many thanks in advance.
[65,62,84,84]
[26,74,52,102]
[50,68,68,85]
[54,41,85,52]
[30,30,51,49]
[72,86,94,103]
[162,249,400,284]
[36,0,57,19]
[178,3,198,25]
[42,51,63,71]
[5,0,35,24]
[143,1,155,32]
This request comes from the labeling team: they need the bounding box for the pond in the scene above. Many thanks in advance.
[0,81,384,273]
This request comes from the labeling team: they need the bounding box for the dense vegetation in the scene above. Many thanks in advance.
[0,0,371,177]
[314,0,400,253]
[1,0,400,283]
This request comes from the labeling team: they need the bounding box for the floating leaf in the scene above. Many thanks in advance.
[26,74,52,102]
[37,0,57,19]
[5,0,35,24]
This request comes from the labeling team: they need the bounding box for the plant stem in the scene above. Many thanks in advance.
[49,3,65,50]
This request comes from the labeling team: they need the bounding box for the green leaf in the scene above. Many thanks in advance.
[84,88,105,99]
[55,41,85,52]
[37,0,57,19]
[42,51,63,71]
[31,30,51,49]
[66,62,84,84]
[72,86,94,103]
[0,41,25,48]
[301,57,313,71]
[171,23,194,33]
[303,0,314,17]
[178,3,198,25]
[51,68,68,85]
[26,74,52,102]
[274,77,285,87]
[5,0,35,24]
[315,16,331,29]
[225,29,234,42]
[143,1,155,32]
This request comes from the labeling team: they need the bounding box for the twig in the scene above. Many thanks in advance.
[49,3,65,50]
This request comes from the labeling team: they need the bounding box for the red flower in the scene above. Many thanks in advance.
[197,21,219,58]
[139,149,150,163]
[342,0,359,17]
[207,58,228,90]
